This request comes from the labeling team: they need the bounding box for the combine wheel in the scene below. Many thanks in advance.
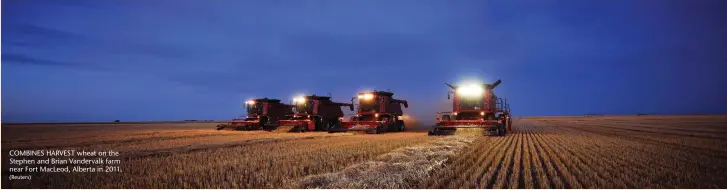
[216,124,227,130]
[313,117,324,131]
[397,120,405,132]
[428,128,440,136]
[375,125,385,134]
[501,124,507,136]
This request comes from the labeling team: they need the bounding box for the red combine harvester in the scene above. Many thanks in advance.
[276,95,354,132]
[330,91,408,134]
[216,98,294,131]
[428,79,512,136]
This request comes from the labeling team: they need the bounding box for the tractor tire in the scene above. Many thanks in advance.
[387,121,397,132]
[299,124,307,132]
[216,124,226,130]
[375,125,385,134]
[326,119,341,131]
[314,117,324,131]
[487,114,495,121]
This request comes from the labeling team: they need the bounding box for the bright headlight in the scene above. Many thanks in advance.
[360,93,374,100]
[456,84,484,96]
[293,97,305,103]
[245,100,255,105]
[364,94,374,100]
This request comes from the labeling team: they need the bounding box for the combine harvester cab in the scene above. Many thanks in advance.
[331,91,408,134]
[428,79,512,136]
[276,95,354,132]
[216,98,294,131]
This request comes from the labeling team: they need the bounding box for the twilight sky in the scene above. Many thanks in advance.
[2,0,726,123]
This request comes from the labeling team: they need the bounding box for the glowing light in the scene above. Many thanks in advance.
[375,113,379,117]
[293,96,306,103]
[456,84,484,96]
[360,93,374,100]
[245,100,255,105]
[480,112,485,116]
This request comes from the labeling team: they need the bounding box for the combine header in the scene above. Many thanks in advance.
[428,79,512,136]
[330,91,408,134]
[276,95,354,132]
[216,98,294,131]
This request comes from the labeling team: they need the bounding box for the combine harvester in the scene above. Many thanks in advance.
[216,98,294,131]
[330,91,408,134]
[428,79,512,136]
[275,95,354,132]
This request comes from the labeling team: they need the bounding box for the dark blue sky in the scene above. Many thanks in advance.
[3,0,726,123]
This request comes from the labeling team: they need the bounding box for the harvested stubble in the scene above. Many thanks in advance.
[4,115,727,189]
[296,136,475,189]
[422,115,727,188]
[4,127,432,188]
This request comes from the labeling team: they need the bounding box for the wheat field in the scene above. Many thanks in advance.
[3,115,727,188]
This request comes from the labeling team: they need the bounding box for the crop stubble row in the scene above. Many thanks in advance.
[422,116,727,188]
[4,116,726,188]
[6,131,432,189]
